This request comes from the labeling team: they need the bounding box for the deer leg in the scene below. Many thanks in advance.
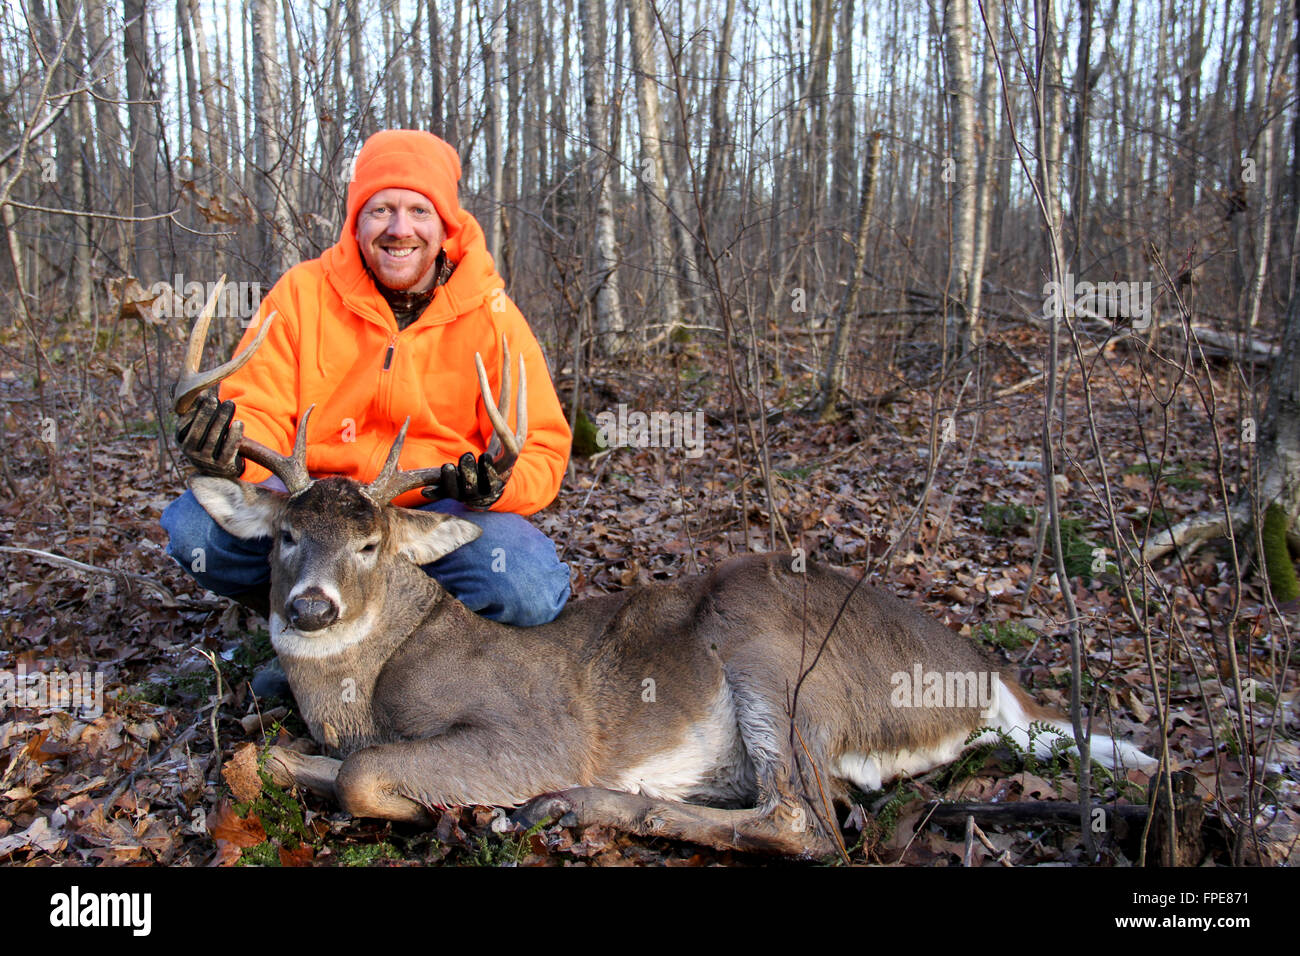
[331,733,565,826]
[265,746,342,799]
[514,787,839,860]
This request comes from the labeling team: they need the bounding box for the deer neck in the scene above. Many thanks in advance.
[269,560,451,754]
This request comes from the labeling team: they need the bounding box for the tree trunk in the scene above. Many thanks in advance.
[252,0,288,278]
[830,0,856,222]
[346,0,372,136]
[817,130,882,418]
[183,0,225,171]
[701,0,736,225]
[1069,0,1092,271]
[123,0,162,281]
[484,0,505,260]
[967,0,1000,333]
[451,0,465,144]
[176,0,206,168]
[426,0,445,133]
[1245,0,1281,332]
[1261,292,1300,522]
[579,0,626,353]
[943,0,977,355]
[628,0,682,338]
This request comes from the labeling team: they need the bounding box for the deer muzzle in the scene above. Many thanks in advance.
[289,587,340,632]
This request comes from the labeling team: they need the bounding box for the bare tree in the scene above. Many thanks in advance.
[252,0,289,278]
[628,0,682,337]
[579,0,625,353]
[122,0,166,282]
[943,0,978,355]
[484,0,505,260]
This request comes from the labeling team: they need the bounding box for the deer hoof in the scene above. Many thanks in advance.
[512,792,580,830]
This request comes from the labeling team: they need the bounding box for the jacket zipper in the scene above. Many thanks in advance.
[373,335,399,477]
[379,335,397,423]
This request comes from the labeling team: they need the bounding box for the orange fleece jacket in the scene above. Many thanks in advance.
[218,210,571,515]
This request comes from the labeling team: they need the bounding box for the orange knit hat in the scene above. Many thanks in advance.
[345,129,463,239]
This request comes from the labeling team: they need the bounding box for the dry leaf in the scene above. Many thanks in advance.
[207,800,267,849]
[222,742,264,803]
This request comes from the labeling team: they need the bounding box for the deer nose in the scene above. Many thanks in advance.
[289,589,338,632]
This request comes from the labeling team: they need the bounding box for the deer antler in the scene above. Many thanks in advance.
[173,276,277,415]
[364,336,528,504]
[476,335,527,472]
[173,277,312,494]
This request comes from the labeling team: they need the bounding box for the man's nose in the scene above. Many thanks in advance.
[385,209,415,236]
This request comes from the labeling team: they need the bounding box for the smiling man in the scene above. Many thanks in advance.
[161,130,573,668]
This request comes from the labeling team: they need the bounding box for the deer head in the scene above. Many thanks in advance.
[174,278,527,640]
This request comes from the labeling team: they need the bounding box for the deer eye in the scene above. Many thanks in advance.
[360,541,379,555]
[280,529,296,546]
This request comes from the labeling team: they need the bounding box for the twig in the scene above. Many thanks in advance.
[0,545,188,607]
[195,647,225,784]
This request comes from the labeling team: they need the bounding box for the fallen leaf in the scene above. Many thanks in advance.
[207,800,267,849]
[222,742,263,803]
[278,843,314,867]
[0,816,66,858]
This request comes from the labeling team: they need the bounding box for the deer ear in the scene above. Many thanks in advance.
[189,476,284,540]
[388,509,483,565]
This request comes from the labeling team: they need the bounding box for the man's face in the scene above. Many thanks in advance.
[355,188,447,292]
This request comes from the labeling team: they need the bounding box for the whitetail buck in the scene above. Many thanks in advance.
[173,288,1156,859]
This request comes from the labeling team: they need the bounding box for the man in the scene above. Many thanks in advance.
[161,129,573,649]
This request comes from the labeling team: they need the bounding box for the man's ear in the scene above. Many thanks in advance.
[387,509,483,565]
[189,476,284,540]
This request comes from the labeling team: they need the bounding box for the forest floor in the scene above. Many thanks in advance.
[0,317,1296,867]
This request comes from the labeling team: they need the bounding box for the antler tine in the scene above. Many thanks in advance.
[238,405,314,495]
[172,274,277,414]
[360,339,529,505]
[362,418,430,503]
[475,335,527,470]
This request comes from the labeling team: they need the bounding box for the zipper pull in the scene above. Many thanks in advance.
[383,343,395,371]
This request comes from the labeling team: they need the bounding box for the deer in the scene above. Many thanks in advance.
[172,286,1157,859]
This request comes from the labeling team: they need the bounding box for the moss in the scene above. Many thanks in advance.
[1122,460,1204,491]
[571,408,605,458]
[977,620,1037,651]
[982,502,1036,536]
[234,761,310,850]
[123,670,216,706]
[339,842,402,866]
[776,465,814,481]
[235,841,280,867]
[232,629,275,671]
[1058,518,1098,580]
[465,829,538,866]
[1262,503,1299,602]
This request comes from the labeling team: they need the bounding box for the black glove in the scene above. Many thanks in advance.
[421,451,510,509]
[176,394,246,478]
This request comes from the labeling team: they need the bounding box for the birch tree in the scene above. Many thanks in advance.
[943,0,977,355]
[628,0,682,336]
[579,0,626,353]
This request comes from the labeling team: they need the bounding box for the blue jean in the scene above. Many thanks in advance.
[160,488,571,626]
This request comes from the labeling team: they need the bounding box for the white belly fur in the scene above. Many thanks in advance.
[833,675,1156,791]
[612,684,756,805]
